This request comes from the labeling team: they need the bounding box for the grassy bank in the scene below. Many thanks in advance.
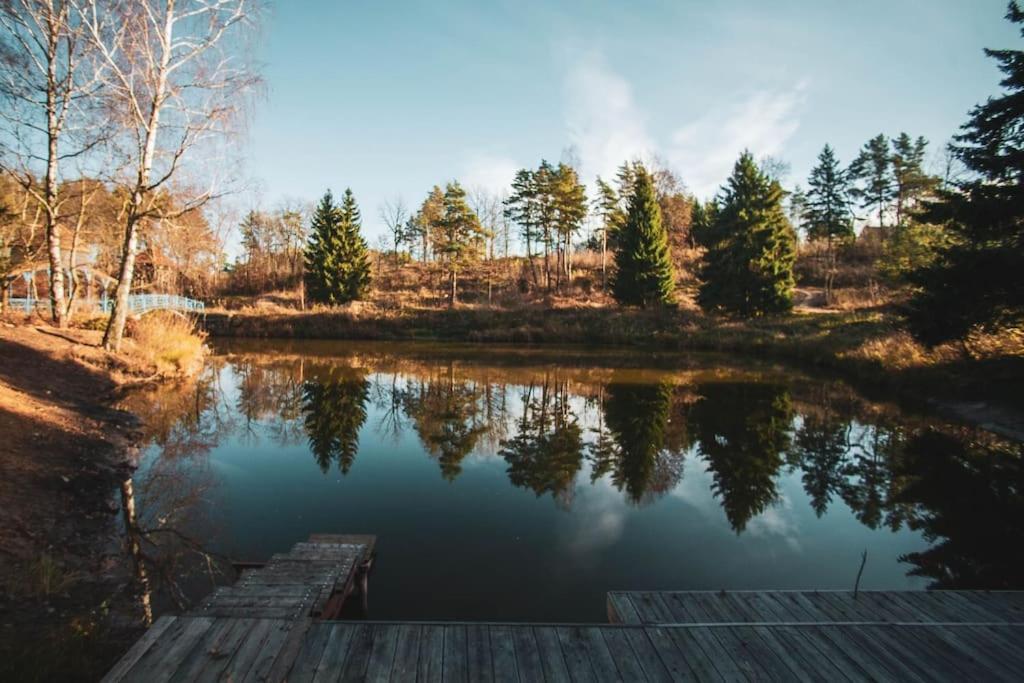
[203,304,1024,412]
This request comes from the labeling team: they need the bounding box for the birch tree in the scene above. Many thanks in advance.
[0,0,105,327]
[76,0,259,350]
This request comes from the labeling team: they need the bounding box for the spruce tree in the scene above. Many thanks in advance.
[805,145,855,300]
[697,152,796,315]
[303,188,371,305]
[335,189,372,301]
[611,166,675,307]
[849,133,894,229]
[908,2,1024,343]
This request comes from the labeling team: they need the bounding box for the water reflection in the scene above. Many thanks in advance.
[130,345,1024,606]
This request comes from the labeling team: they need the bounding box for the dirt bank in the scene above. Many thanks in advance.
[0,325,151,681]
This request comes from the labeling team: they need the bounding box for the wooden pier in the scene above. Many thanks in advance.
[105,542,1024,681]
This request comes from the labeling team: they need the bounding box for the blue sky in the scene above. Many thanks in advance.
[242,0,1018,243]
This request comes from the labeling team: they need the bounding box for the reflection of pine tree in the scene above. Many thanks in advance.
[838,424,907,531]
[302,371,370,474]
[896,430,1024,589]
[792,414,849,517]
[401,365,487,481]
[689,383,793,532]
[500,380,584,505]
[591,381,674,505]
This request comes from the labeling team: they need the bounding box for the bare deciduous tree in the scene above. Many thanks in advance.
[76,0,260,350]
[0,0,106,326]
[379,196,407,262]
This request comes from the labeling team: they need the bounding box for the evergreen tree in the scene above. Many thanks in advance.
[552,162,588,287]
[849,133,894,228]
[592,176,624,291]
[504,168,541,286]
[908,2,1024,343]
[697,152,797,315]
[611,166,675,307]
[890,133,934,226]
[435,181,487,306]
[302,371,370,474]
[804,144,855,300]
[303,189,371,304]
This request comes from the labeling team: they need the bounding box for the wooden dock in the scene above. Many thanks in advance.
[105,545,1024,682]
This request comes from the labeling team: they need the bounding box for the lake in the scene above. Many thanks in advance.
[126,339,1024,624]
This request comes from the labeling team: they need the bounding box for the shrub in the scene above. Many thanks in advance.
[129,311,206,375]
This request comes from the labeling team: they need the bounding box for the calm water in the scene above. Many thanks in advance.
[127,340,1024,623]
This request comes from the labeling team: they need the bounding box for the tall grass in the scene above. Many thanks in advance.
[129,311,207,376]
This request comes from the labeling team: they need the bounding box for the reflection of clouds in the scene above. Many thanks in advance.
[562,469,628,560]
[746,495,802,553]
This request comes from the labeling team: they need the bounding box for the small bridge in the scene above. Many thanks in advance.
[6,293,205,315]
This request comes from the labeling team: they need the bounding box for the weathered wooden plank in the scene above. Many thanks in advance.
[555,626,596,682]
[645,626,708,682]
[962,624,1024,670]
[632,591,675,623]
[312,624,356,683]
[489,625,518,683]
[607,592,642,624]
[442,625,468,683]
[102,616,178,683]
[167,617,252,683]
[750,626,822,683]
[390,624,422,681]
[416,625,445,682]
[660,591,702,623]
[286,621,333,682]
[579,626,621,681]
[675,624,743,681]
[260,618,314,683]
[805,624,899,682]
[208,618,275,683]
[363,624,401,683]
[339,623,375,683]
[850,625,950,681]
[777,626,868,682]
[896,624,1009,681]
[533,626,571,683]
[237,618,290,683]
[704,625,774,681]
[466,623,494,682]
[509,625,544,683]
[727,625,801,681]
[598,627,648,682]
[816,625,922,682]
[120,616,214,683]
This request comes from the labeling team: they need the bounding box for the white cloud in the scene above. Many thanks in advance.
[564,54,653,182]
[461,154,520,196]
[669,84,808,198]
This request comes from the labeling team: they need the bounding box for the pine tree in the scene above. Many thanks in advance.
[303,189,371,305]
[697,152,797,315]
[805,145,855,300]
[849,133,894,229]
[592,176,624,290]
[335,189,372,301]
[611,166,675,307]
[435,181,487,306]
[552,162,587,287]
[504,169,541,286]
[890,133,934,226]
[908,2,1024,343]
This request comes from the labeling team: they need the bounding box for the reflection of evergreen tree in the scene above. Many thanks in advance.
[401,365,487,481]
[838,424,908,531]
[590,381,674,504]
[792,414,849,517]
[499,381,584,504]
[689,383,793,532]
[896,430,1024,589]
[302,371,370,474]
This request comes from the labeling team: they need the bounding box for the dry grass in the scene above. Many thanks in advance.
[127,311,206,376]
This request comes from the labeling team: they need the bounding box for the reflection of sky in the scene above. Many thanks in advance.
[136,358,934,622]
